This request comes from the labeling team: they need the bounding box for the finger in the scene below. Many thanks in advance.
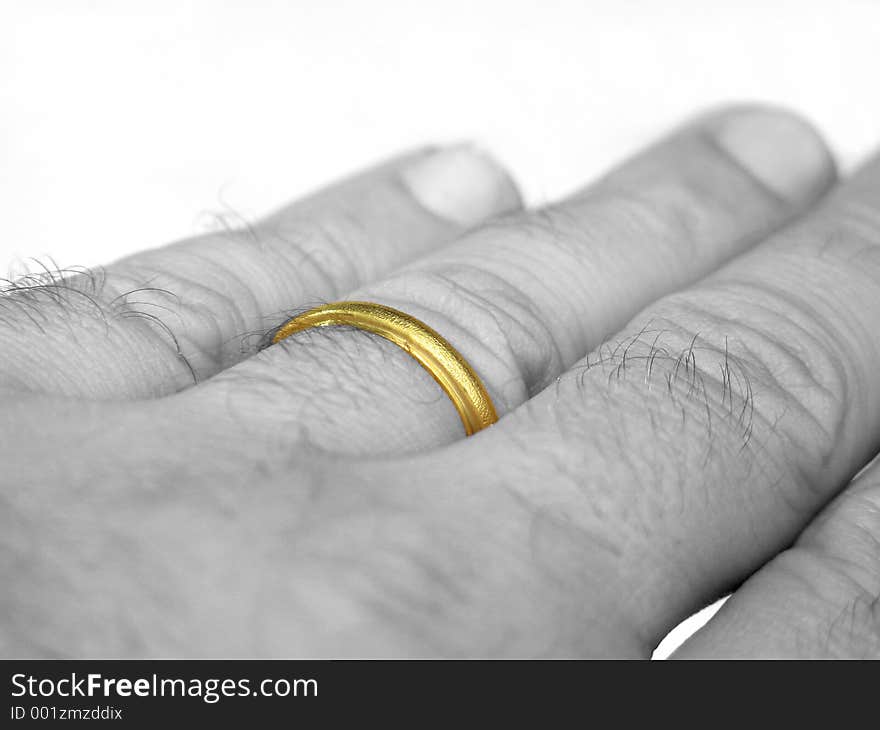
[464,143,880,655]
[186,105,835,453]
[674,455,880,658]
[0,392,637,656]
[0,146,520,398]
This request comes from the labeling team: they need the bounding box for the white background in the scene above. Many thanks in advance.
[3,0,879,656]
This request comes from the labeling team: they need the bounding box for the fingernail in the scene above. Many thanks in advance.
[715,108,834,203]
[401,144,522,226]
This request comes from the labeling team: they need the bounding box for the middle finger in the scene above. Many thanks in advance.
[465,136,880,654]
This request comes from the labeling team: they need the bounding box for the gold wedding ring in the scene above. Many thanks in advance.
[272,301,498,435]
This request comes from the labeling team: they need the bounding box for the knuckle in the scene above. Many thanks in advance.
[480,186,702,265]
[652,283,852,476]
[109,210,379,367]
[821,198,880,258]
[580,180,742,258]
[560,188,703,260]
[599,182,707,242]
[549,282,853,522]
[371,266,564,406]
[0,262,200,396]
[798,199,880,284]
[108,251,249,367]
[260,211,370,294]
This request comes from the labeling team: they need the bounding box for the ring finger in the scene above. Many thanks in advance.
[184,105,835,454]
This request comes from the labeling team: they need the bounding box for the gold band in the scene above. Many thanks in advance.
[272,301,498,435]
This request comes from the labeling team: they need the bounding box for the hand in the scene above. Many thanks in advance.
[3,105,878,657]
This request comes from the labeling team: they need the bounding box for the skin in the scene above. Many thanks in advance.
[2,104,879,657]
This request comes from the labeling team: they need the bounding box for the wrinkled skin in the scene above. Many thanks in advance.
[2,105,879,657]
